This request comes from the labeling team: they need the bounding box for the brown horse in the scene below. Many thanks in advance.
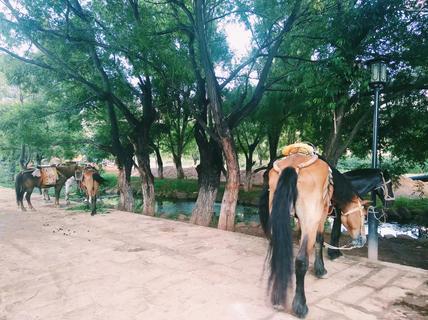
[15,162,82,211]
[259,153,367,318]
[79,167,105,216]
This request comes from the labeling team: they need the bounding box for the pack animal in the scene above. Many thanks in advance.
[259,151,367,318]
[79,167,105,216]
[15,162,82,211]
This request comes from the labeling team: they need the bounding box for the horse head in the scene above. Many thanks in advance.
[340,198,369,248]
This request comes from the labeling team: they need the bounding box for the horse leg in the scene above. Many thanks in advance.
[314,232,327,278]
[43,189,51,201]
[86,195,91,210]
[292,236,309,318]
[54,185,62,207]
[91,195,97,216]
[327,214,343,260]
[26,189,36,211]
[19,191,27,211]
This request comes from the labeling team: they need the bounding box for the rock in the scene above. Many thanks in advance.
[175,191,189,200]
[397,234,415,240]
[383,234,396,239]
[394,176,428,199]
[249,221,260,228]
[177,214,188,221]
[235,222,247,228]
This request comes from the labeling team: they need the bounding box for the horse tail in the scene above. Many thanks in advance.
[92,172,106,185]
[15,172,24,204]
[268,167,297,307]
[258,186,270,238]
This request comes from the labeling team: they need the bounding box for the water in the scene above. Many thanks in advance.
[156,200,426,238]
[326,217,426,239]
[96,196,425,238]
[156,200,260,223]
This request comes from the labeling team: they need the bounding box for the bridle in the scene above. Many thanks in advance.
[341,199,366,239]
[375,172,395,202]
[324,199,367,251]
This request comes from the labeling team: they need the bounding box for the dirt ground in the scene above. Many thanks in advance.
[1,187,427,320]
[233,225,428,270]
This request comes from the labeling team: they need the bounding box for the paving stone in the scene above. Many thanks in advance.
[318,298,377,320]
[0,186,427,320]
[372,286,409,302]
[393,274,428,290]
[336,285,375,304]
[364,267,401,288]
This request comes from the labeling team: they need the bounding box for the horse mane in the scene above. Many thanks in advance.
[343,168,382,179]
[317,155,359,208]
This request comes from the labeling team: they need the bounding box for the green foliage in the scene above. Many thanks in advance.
[0,0,426,213]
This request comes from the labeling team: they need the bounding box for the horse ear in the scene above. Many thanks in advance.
[361,200,372,208]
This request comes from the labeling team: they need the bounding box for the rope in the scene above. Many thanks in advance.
[323,242,362,251]
[368,205,387,223]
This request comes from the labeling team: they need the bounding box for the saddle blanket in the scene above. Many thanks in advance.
[33,167,58,185]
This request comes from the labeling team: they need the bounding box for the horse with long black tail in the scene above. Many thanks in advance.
[79,166,106,216]
[259,150,368,318]
[328,168,394,260]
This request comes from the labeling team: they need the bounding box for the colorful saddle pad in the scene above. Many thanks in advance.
[32,167,58,185]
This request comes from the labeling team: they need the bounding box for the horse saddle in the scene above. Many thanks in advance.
[33,167,58,185]
[274,143,318,174]
[281,142,316,157]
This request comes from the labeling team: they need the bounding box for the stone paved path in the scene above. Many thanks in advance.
[0,187,427,320]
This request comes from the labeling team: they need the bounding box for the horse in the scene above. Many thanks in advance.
[328,168,394,260]
[15,162,82,211]
[79,167,105,216]
[65,176,77,204]
[259,153,367,318]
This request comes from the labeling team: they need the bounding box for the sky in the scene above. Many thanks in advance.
[223,22,252,61]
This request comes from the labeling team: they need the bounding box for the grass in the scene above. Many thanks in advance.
[66,202,111,214]
[0,177,15,188]
[392,197,428,211]
[386,197,428,226]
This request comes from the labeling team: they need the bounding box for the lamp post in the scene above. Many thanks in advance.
[368,57,387,261]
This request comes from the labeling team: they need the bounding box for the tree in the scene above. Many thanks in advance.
[170,0,304,230]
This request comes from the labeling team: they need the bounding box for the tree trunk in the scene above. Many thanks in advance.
[173,153,185,179]
[35,153,43,166]
[19,144,28,169]
[152,144,164,179]
[263,128,282,185]
[135,140,156,216]
[244,143,257,191]
[190,126,222,226]
[218,136,240,231]
[190,160,220,226]
[244,154,254,192]
[117,164,134,212]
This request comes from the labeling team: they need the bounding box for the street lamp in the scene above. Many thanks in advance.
[368,57,387,261]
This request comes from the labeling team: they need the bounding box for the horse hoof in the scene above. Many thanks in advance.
[327,249,343,260]
[30,208,37,211]
[273,304,285,311]
[315,268,328,279]
[292,299,308,318]
[21,208,27,212]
